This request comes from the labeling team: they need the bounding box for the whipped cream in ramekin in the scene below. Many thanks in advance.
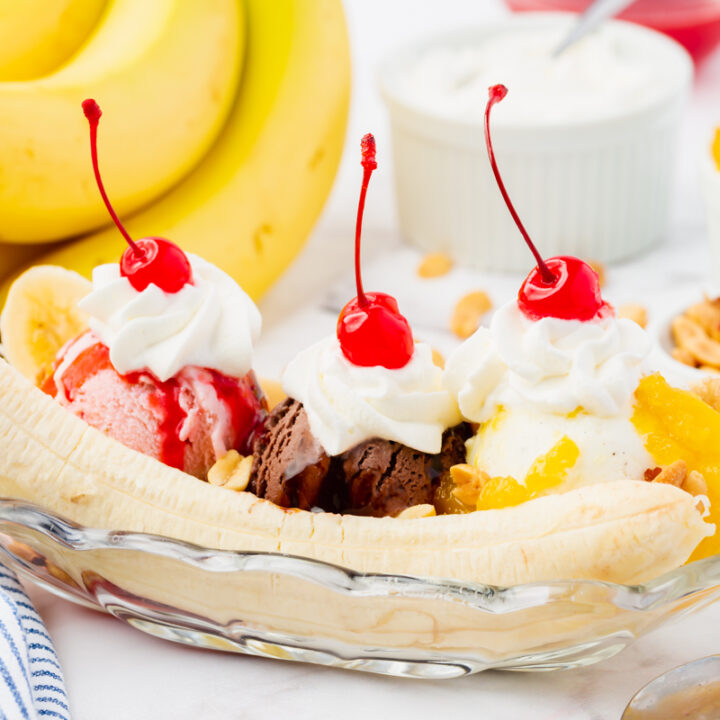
[397,25,667,126]
[444,301,653,487]
[282,338,460,456]
[79,254,261,382]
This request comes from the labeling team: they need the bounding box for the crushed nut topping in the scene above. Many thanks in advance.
[208,450,253,491]
[692,377,720,412]
[417,252,453,278]
[617,303,647,328]
[450,291,492,339]
[588,260,605,287]
[671,295,720,370]
[644,460,708,496]
[260,378,286,411]
[449,464,489,506]
[672,346,697,367]
[684,471,708,497]
[396,503,437,519]
[431,347,445,369]
[652,460,687,487]
[644,467,662,482]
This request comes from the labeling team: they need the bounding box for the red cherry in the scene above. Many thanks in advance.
[119,237,193,293]
[518,256,612,321]
[484,85,608,322]
[337,134,414,369]
[338,292,414,369]
[82,99,192,294]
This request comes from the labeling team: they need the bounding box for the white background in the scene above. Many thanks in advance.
[27,1,720,717]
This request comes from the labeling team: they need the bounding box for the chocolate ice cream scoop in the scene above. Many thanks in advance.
[250,398,470,517]
[339,425,471,517]
[250,399,331,510]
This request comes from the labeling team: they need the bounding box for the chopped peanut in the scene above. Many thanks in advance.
[670,295,720,370]
[685,300,720,342]
[672,316,720,367]
[692,378,720,412]
[684,470,709,497]
[451,291,492,339]
[208,450,253,492]
[431,347,445,369]
[588,260,605,287]
[417,252,453,278]
[224,456,254,491]
[449,464,489,506]
[617,303,647,328]
[672,346,697,367]
[652,459,687,487]
[643,460,707,496]
[396,504,437,519]
[260,378,286,410]
[644,467,662,482]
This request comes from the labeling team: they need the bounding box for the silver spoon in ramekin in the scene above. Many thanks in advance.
[552,0,637,57]
[621,655,720,719]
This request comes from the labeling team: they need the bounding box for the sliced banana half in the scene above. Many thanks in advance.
[0,265,90,383]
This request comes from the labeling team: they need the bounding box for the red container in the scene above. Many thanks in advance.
[505,0,720,62]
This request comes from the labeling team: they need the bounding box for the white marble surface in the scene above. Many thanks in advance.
[23,0,720,717]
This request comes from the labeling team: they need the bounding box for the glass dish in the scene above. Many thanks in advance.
[0,498,718,679]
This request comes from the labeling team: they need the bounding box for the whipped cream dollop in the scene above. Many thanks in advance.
[79,254,261,382]
[444,301,652,423]
[282,338,460,456]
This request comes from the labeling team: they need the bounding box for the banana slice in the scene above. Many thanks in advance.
[0,266,90,382]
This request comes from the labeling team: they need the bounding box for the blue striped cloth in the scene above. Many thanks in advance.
[0,564,69,720]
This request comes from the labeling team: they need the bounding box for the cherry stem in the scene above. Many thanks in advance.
[484,85,555,285]
[354,133,378,307]
[82,99,141,257]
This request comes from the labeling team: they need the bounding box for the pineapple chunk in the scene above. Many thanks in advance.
[632,374,720,560]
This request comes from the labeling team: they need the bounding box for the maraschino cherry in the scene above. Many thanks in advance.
[82,99,192,294]
[337,134,414,369]
[484,85,611,322]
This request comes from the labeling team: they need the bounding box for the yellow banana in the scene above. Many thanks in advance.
[0,241,60,282]
[0,0,107,80]
[0,0,243,243]
[20,0,351,301]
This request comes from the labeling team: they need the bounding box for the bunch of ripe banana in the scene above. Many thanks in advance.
[0,0,350,302]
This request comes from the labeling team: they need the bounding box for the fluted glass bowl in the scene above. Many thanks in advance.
[0,499,719,679]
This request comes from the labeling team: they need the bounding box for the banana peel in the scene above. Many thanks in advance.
[0,0,107,81]
[0,0,243,243]
[0,0,351,305]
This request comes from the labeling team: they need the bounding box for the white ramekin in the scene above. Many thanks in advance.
[379,14,693,272]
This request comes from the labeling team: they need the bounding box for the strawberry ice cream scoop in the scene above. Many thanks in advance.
[43,332,266,478]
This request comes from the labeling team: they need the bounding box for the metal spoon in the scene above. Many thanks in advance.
[552,0,638,57]
[622,655,720,719]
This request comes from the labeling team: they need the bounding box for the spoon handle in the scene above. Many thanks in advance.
[552,0,638,57]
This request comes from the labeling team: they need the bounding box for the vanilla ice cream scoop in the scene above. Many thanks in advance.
[444,300,654,488]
